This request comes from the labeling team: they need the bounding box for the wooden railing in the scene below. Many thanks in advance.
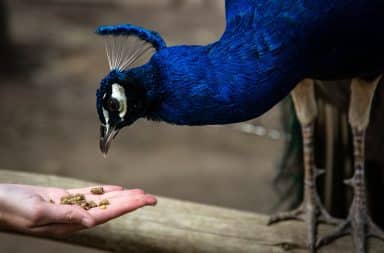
[0,169,381,253]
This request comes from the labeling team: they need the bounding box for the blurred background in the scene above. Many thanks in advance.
[0,1,288,252]
[1,1,384,252]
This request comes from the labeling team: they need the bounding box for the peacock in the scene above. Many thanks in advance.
[95,1,384,252]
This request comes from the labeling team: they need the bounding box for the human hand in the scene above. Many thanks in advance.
[0,184,156,236]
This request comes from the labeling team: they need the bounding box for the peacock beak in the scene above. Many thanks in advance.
[99,124,119,156]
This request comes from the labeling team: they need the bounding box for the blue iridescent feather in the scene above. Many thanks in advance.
[96,0,384,127]
[96,24,166,50]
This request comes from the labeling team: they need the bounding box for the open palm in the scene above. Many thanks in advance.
[0,184,156,236]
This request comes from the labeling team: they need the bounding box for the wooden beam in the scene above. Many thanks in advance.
[0,169,382,252]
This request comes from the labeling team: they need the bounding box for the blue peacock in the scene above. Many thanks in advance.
[95,1,384,252]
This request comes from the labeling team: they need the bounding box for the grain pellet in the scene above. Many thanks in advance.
[90,186,105,195]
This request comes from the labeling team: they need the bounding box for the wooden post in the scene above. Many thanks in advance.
[0,169,382,253]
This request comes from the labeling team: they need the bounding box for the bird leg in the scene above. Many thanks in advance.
[268,79,339,252]
[317,76,384,253]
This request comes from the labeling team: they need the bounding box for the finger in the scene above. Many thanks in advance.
[89,194,157,225]
[90,194,157,223]
[29,224,85,237]
[81,188,147,202]
[67,185,124,195]
[35,203,96,228]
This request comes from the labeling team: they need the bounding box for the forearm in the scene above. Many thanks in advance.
[0,184,19,231]
[0,185,6,229]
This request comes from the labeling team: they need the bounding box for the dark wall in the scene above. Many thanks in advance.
[0,0,9,51]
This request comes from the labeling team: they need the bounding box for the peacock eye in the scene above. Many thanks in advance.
[105,98,121,112]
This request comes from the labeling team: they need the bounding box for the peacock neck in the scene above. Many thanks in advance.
[144,41,305,126]
[128,0,321,125]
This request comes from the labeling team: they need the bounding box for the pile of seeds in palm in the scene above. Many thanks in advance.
[60,186,110,210]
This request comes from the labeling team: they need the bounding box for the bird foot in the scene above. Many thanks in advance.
[268,196,340,252]
[317,205,384,253]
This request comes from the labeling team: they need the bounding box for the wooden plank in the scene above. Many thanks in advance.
[0,169,382,252]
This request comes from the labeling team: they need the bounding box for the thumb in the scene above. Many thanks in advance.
[37,203,96,228]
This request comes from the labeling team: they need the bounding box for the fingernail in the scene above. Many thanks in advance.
[146,195,157,206]
[82,217,95,228]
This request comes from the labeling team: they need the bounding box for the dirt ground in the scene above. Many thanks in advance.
[0,1,286,252]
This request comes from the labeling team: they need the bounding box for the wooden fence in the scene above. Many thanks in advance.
[0,169,382,253]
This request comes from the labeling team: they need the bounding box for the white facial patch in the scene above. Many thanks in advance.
[111,83,127,119]
[102,107,110,125]
[102,93,109,125]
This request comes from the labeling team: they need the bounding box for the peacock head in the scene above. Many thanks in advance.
[96,24,166,155]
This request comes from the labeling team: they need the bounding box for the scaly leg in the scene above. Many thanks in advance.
[317,76,384,253]
[268,79,339,252]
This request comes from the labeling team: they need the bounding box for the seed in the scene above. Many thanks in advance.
[61,199,71,205]
[60,193,109,211]
[60,194,86,205]
[74,194,85,201]
[80,202,90,210]
[90,186,105,195]
[49,199,55,204]
[99,199,110,206]
[89,201,98,208]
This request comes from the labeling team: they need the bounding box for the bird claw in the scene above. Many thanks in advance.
[268,204,317,252]
[268,196,338,252]
[368,218,384,241]
[316,220,350,248]
[267,206,304,225]
[316,168,326,177]
[318,211,341,225]
[344,176,358,187]
[317,209,384,252]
